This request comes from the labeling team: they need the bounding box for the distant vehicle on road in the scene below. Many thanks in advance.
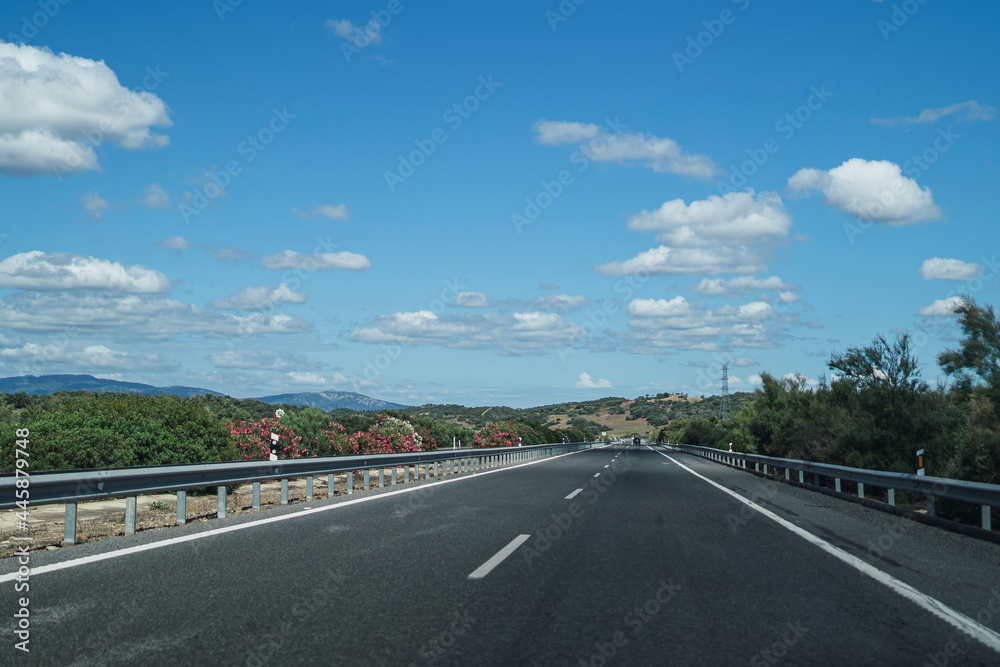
[632,437,641,446]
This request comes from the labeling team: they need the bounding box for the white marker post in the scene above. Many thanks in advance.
[916,448,925,476]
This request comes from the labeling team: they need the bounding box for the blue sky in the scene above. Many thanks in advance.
[0,0,997,408]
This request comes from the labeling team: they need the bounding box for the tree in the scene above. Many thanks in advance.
[938,297,1000,400]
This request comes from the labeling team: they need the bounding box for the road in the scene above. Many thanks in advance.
[3,443,1000,666]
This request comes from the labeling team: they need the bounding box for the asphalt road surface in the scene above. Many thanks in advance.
[3,443,1000,666]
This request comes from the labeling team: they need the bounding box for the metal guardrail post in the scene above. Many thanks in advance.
[281,478,289,504]
[984,506,992,531]
[798,471,804,484]
[378,468,384,488]
[328,473,335,496]
[927,496,936,517]
[858,483,865,499]
[888,488,895,506]
[347,471,353,494]
[307,476,314,500]
[252,482,260,509]
[125,496,137,534]
[835,478,841,493]
[391,467,397,485]
[177,490,187,523]
[217,487,226,519]
[364,469,370,490]
[404,465,409,483]
[64,503,77,544]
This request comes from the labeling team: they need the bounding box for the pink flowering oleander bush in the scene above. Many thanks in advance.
[474,421,537,448]
[350,414,424,455]
[229,416,354,460]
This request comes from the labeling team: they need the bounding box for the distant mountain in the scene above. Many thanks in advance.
[254,390,410,412]
[0,374,224,398]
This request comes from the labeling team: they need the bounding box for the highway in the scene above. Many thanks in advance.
[3,443,1000,666]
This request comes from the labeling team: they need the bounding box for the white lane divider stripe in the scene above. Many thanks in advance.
[593,473,601,478]
[468,534,531,580]
[647,446,1000,655]
[565,489,583,500]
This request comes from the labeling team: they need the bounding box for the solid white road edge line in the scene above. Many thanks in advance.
[648,445,1000,655]
[468,534,531,580]
[0,448,591,584]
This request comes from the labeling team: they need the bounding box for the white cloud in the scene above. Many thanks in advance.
[0,41,171,176]
[595,245,770,277]
[285,371,328,386]
[261,250,371,271]
[596,191,790,277]
[291,203,350,220]
[918,296,965,317]
[0,342,174,370]
[575,372,611,389]
[139,184,169,209]
[208,283,307,310]
[452,291,490,308]
[207,246,247,265]
[350,310,586,356]
[532,294,588,312]
[747,374,763,385]
[208,350,323,371]
[871,100,996,126]
[325,18,384,47]
[533,119,718,178]
[919,257,981,281]
[80,192,112,221]
[532,120,601,145]
[691,275,799,297]
[0,292,312,338]
[156,236,193,251]
[0,251,170,293]
[630,191,790,246]
[621,296,784,353]
[788,158,940,225]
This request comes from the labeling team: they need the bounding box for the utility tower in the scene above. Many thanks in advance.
[719,362,732,422]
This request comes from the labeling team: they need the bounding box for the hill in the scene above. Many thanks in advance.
[254,390,409,412]
[0,374,224,398]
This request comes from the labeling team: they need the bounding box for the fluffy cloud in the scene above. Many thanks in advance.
[0,342,175,370]
[532,294,588,312]
[595,246,770,277]
[81,192,112,221]
[261,250,371,271]
[139,184,169,209]
[533,119,718,178]
[691,275,800,297]
[871,100,996,126]
[0,292,312,338]
[918,296,964,317]
[451,291,490,308]
[596,190,790,277]
[788,158,940,225]
[0,41,171,176]
[208,283,307,310]
[575,372,611,389]
[156,236,193,251]
[0,251,170,293]
[350,310,586,355]
[325,18,384,47]
[207,246,247,265]
[621,296,784,353]
[919,257,981,281]
[208,350,324,371]
[291,203,350,220]
[629,191,791,246]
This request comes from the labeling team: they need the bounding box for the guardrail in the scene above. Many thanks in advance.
[1,441,596,544]
[663,443,997,531]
